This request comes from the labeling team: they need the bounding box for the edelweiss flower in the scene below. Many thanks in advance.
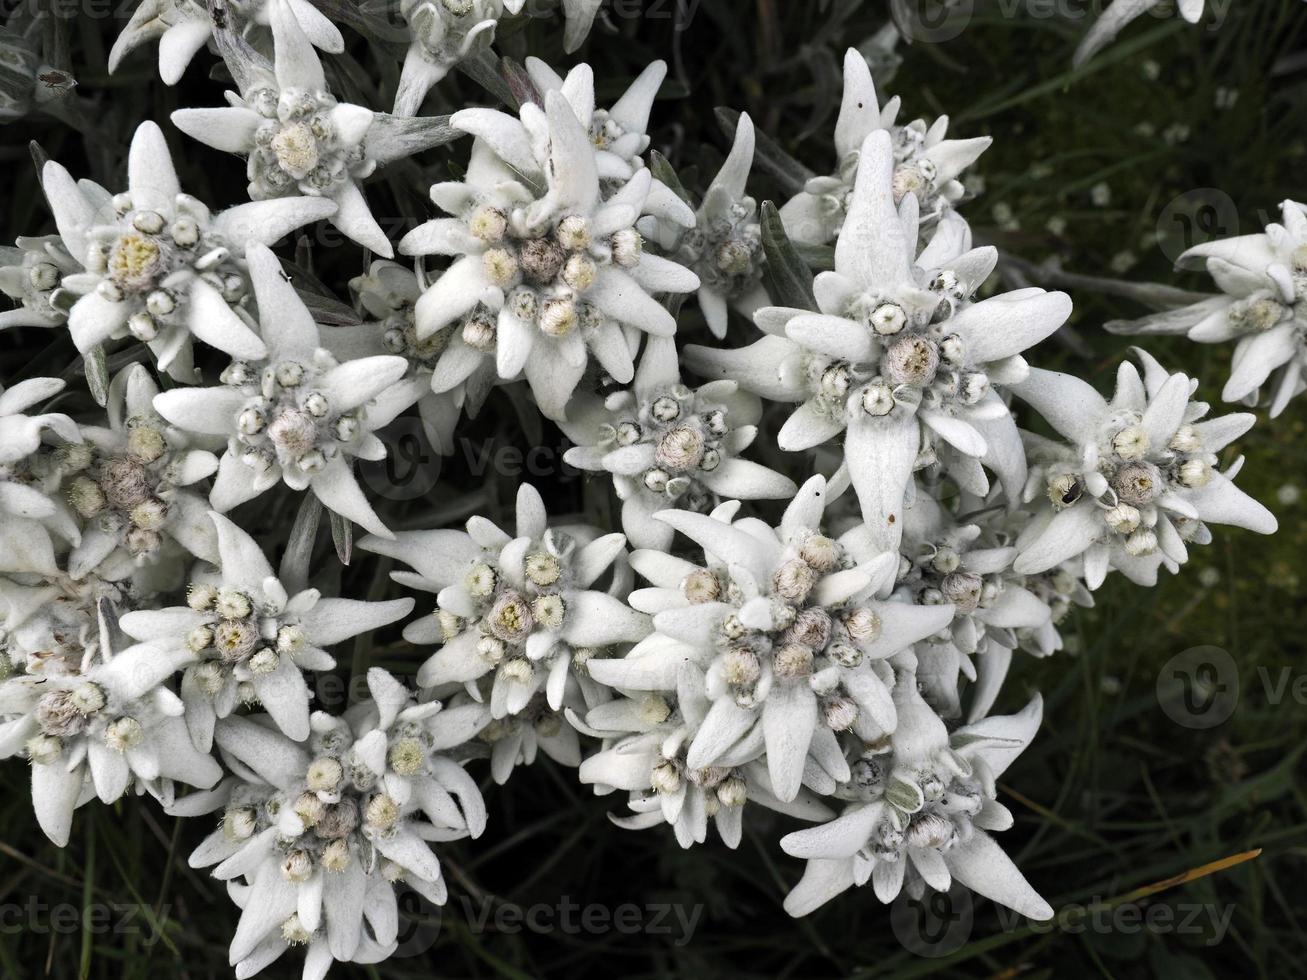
[780,49,990,247]
[0,235,80,331]
[445,692,587,784]
[152,243,413,536]
[0,598,218,846]
[1012,350,1277,585]
[172,0,453,256]
[1107,200,1307,417]
[359,484,649,729]
[593,477,955,802]
[0,572,129,678]
[577,663,835,848]
[39,121,336,372]
[60,364,221,577]
[892,496,1051,722]
[109,0,344,85]
[0,378,81,576]
[641,113,768,338]
[780,685,1051,922]
[687,130,1071,552]
[178,703,481,975]
[1075,0,1206,67]
[399,75,698,419]
[394,0,526,116]
[119,512,413,745]
[560,336,795,549]
[321,260,473,456]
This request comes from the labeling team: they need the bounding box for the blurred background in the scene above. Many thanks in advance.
[2,0,1306,976]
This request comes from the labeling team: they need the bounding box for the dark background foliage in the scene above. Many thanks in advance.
[3,0,1307,976]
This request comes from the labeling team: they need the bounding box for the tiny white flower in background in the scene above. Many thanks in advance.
[0,598,219,846]
[398,65,699,419]
[173,692,482,976]
[117,512,413,747]
[59,364,222,579]
[358,483,650,744]
[36,121,336,375]
[438,692,589,785]
[0,235,80,331]
[590,476,956,804]
[1075,0,1206,67]
[577,665,836,849]
[559,335,796,550]
[640,112,769,339]
[1013,349,1277,586]
[0,377,82,577]
[780,687,1052,923]
[171,0,455,257]
[108,0,345,86]
[1107,199,1307,417]
[152,242,414,537]
[394,0,526,116]
[687,129,1071,553]
[780,49,990,248]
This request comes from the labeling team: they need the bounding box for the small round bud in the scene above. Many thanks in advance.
[539,298,578,337]
[772,559,816,602]
[215,588,252,620]
[1104,503,1141,533]
[822,694,859,731]
[651,760,681,794]
[188,583,218,611]
[870,303,907,336]
[519,238,565,285]
[682,569,721,604]
[1178,458,1212,488]
[524,553,561,586]
[716,775,747,807]
[861,383,895,416]
[186,626,214,653]
[488,591,534,643]
[1111,462,1162,506]
[223,806,257,841]
[1047,473,1083,509]
[1125,528,1158,556]
[883,336,940,387]
[306,757,344,793]
[611,228,643,267]
[941,572,983,613]
[468,206,507,243]
[465,562,498,598]
[482,247,519,286]
[281,850,315,883]
[556,215,591,250]
[1111,424,1150,461]
[772,643,814,678]
[721,646,761,686]
[1169,425,1202,453]
[531,594,566,629]
[799,534,840,572]
[104,717,144,751]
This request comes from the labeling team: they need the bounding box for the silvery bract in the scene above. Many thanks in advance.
[40,121,336,375]
[1075,0,1206,67]
[1013,350,1276,585]
[687,129,1071,552]
[559,335,796,550]
[0,377,80,576]
[0,599,220,846]
[152,243,412,536]
[118,512,412,745]
[399,64,699,419]
[780,49,990,248]
[1107,200,1307,417]
[171,0,456,257]
[780,689,1051,922]
[0,234,80,331]
[109,0,345,85]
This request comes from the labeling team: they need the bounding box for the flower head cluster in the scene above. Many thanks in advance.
[780,50,990,248]
[1012,350,1277,585]
[180,677,483,977]
[360,484,649,738]
[1108,200,1307,417]
[395,0,526,116]
[780,684,1049,921]
[153,243,412,536]
[400,64,699,419]
[119,513,412,746]
[40,122,334,373]
[0,598,218,845]
[561,335,795,548]
[589,478,954,803]
[688,129,1071,552]
[173,0,453,256]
